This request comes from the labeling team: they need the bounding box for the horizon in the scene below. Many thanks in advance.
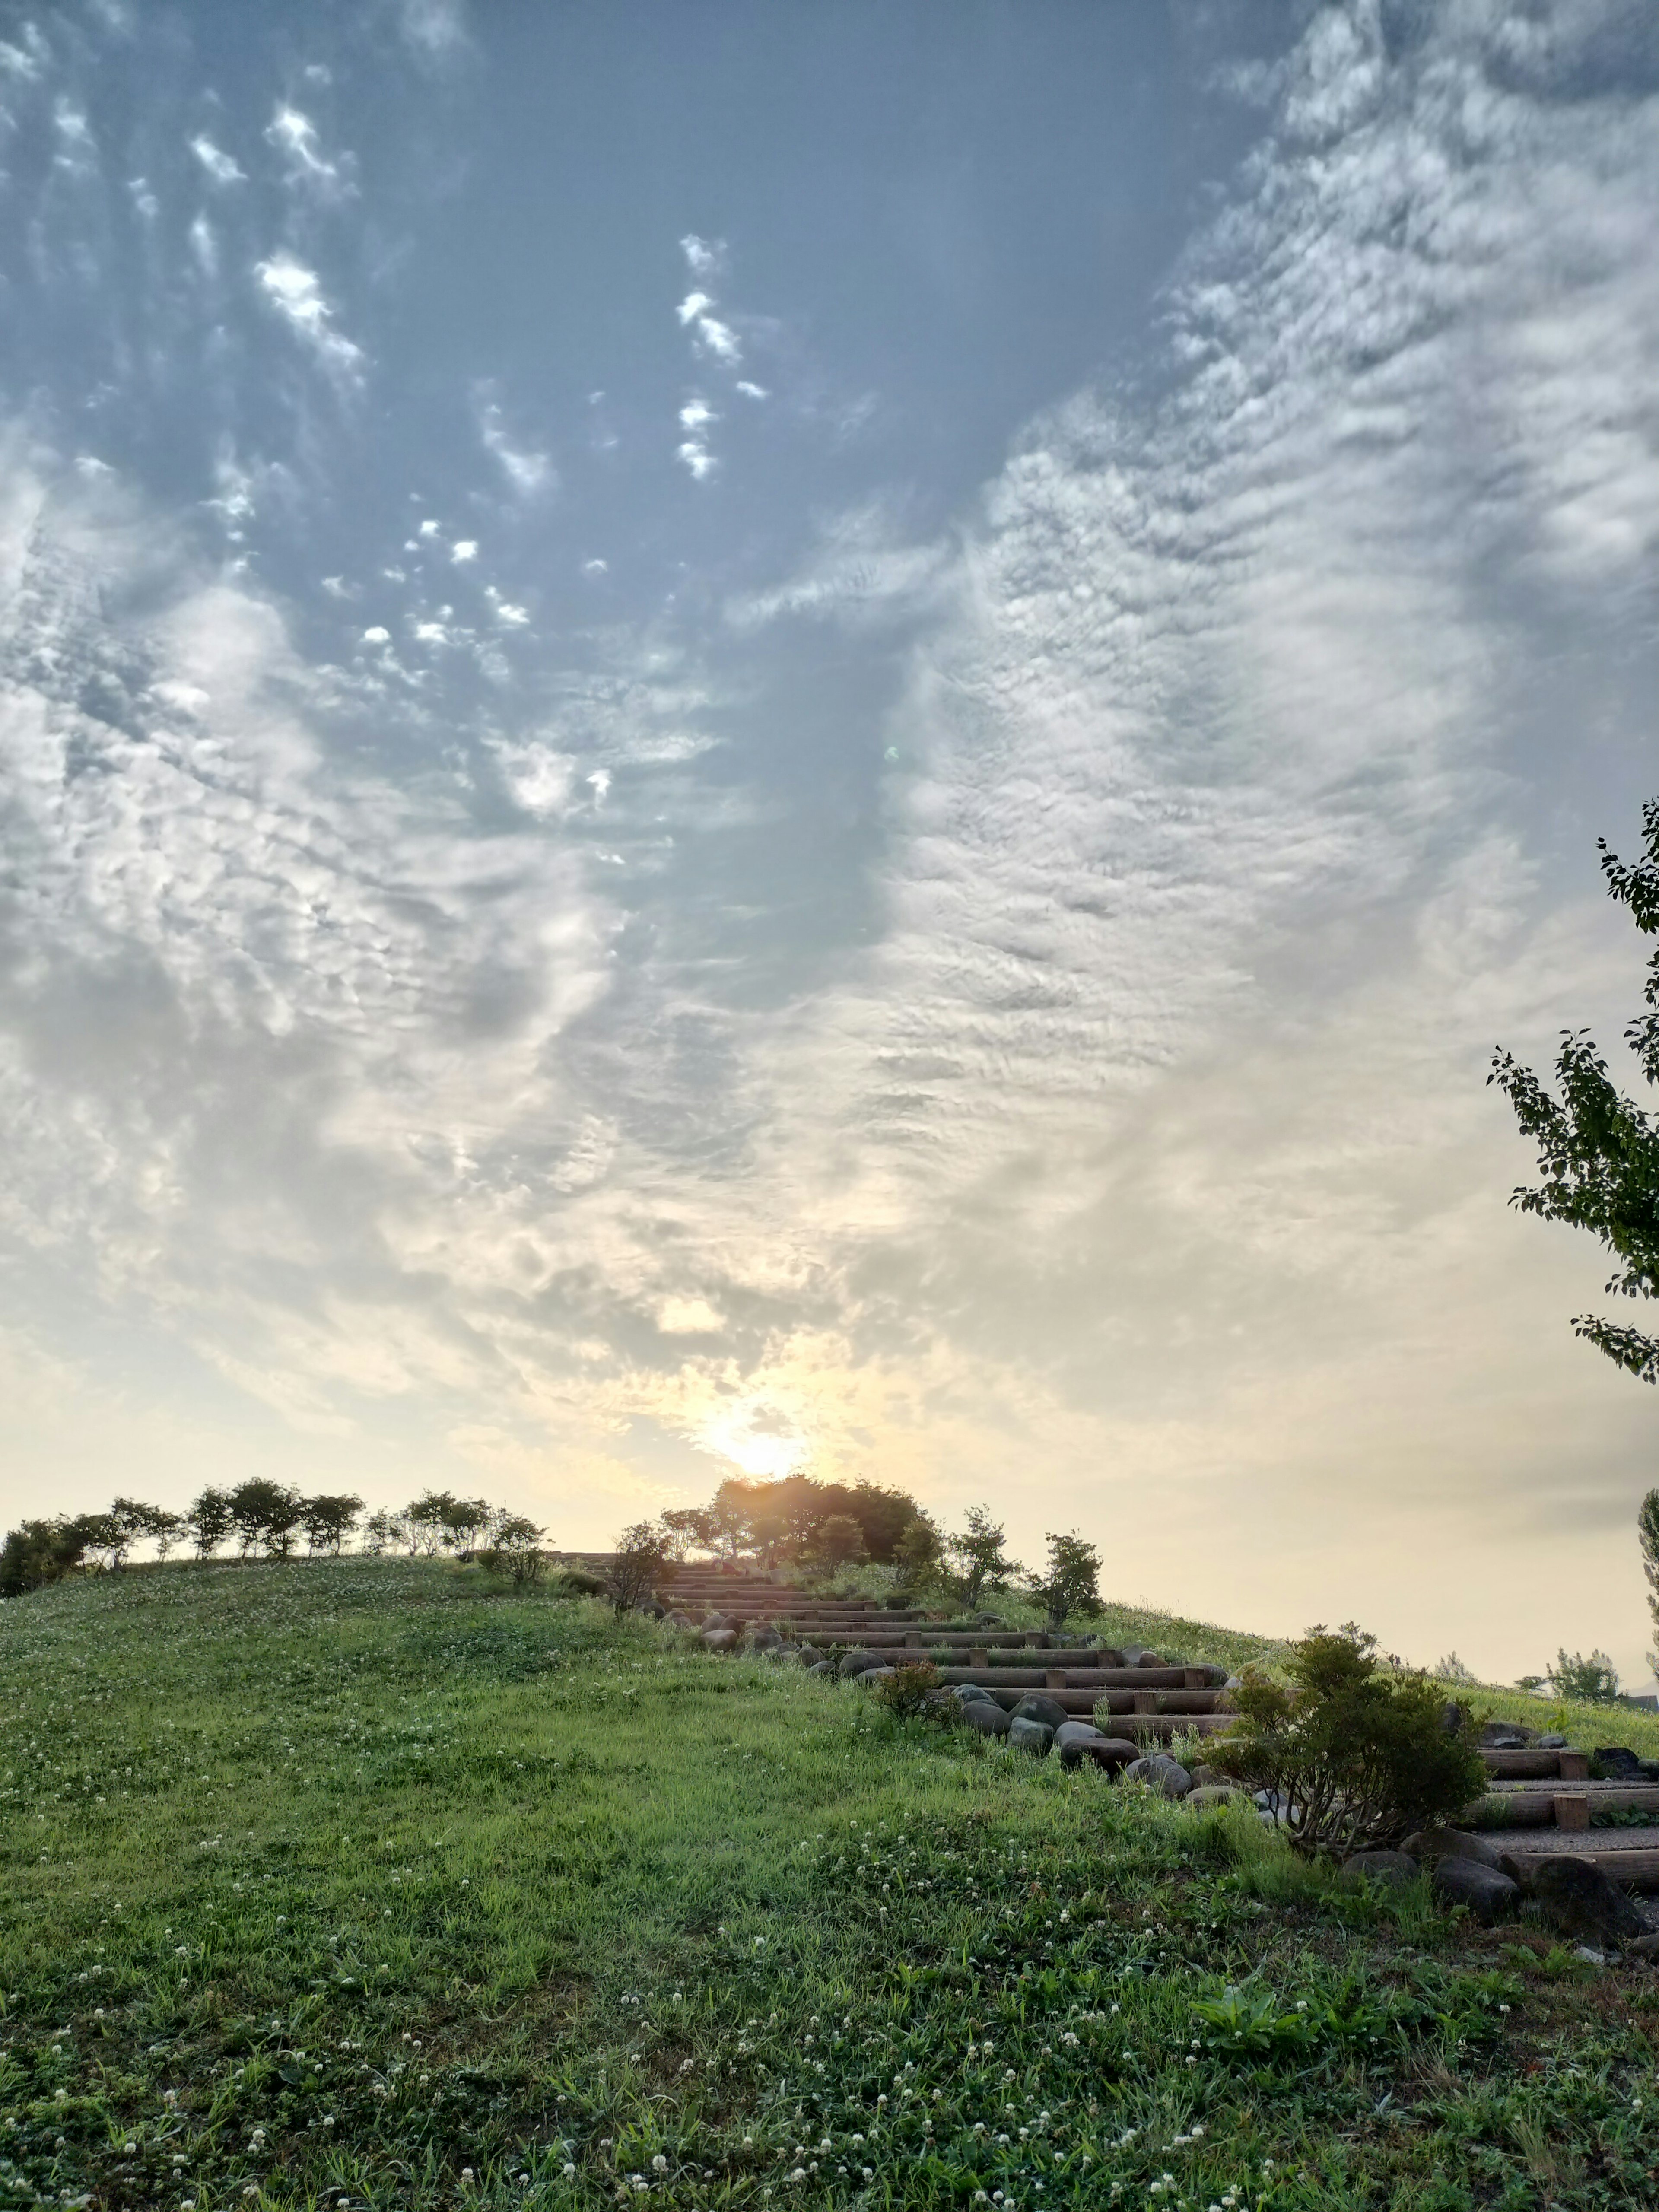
[2,1,1658,1689]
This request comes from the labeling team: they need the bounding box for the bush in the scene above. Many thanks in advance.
[480,1513,546,1584]
[0,1518,92,1597]
[1206,1624,1487,1859]
[874,1661,946,1721]
[1548,1647,1621,1703]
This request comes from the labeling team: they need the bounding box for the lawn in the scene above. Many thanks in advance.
[3,1559,1659,2210]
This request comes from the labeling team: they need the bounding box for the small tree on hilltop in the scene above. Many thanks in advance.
[1491,799,1659,1383]
[801,1513,869,1578]
[359,1508,408,1558]
[0,1518,92,1597]
[302,1494,364,1557]
[892,1514,944,1595]
[1210,1626,1487,1858]
[947,1506,1019,1612]
[481,1511,546,1584]
[187,1487,235,1560]
[112,1498,184,1561]
[228,1479,303,1560]
[606,1521,674,1615]
[1548,1647,1621,1705]
[73,1512,127,1573]
[407,1491,459,1557]
[1026,1529,1102,1634]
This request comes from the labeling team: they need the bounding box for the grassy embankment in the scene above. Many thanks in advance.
[3,1559,1659,2210]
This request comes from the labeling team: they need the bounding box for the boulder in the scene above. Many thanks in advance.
[1537,1733,1569,1749]
[1594,1746,1645,1779]
[962,1700,1012,1738]
[1008,1716,1054,1758]
[1185,1785,1243,1812]
[1189,1764,1218,1787]
[701,1628,739,1652]
[854,1666,896,1687]
[808,1659,835,1677]
[701,1611,731,1632]
[1528,1856,1649,1942]
[951,1683,997,1705]
[1341,1849,1420,1888]
[1119,1645,1145,1665]
[1480,1719,1537,1747]
[1124,1754,1192,1800]
[1401,1827,1507,1870]
[1430,1856,1519,1924]
[1010,1694,1069,1732]
[796,1645,823,1665]
[838,1649,883,1680]
[1136,1651,1166,1669]
[664,1610,693,1628]
[1060,1731,1138,1771]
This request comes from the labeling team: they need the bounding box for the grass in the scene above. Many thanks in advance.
[4,1561,1659,2210]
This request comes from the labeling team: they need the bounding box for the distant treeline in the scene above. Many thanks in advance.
[0,1485,546,1597]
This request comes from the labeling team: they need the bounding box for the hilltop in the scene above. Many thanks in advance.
[3,1560,1658,2210]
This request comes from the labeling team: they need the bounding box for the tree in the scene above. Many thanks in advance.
[110,1498,182,1566]
[301,1494,363,1557]
[442,1497,493,1553]
[1491,799,1659,1382]
[946,1506,1019,1611]
[1026,1529,1102,1634]
[481,1511,546,1584]
[407,1491,460,1557]
[1548,1647,1621,1705]
[892,1514,944,1593]
[1434,1653,1478,1686]
[187,1487,235,1560]
[799,1513,869,1576]
[0,1518,91,1597]
[605,1521,674,1615]
[359,1509,409,1558]
[227,1479,303,1560]
[1640,1490,1659,1673]
[72,1512,127,1573]
[1208,1625,1487,1859]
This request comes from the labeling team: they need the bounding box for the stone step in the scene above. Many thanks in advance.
[1492,1829,1659,1891]
[1475,1783,1659,1827]
[1479,1748,1591,1780]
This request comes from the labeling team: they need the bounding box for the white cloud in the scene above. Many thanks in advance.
[451,539,477,563]
[400,0,469,57]
[189,133,245,186]
[264,104,355,198]
[254,253,364,381]
[362,626,389,644]
[493,601,529,626]
[476,393,554,497]
[417,518,439,538]
[680,233,723,279]
[735,380,769,400]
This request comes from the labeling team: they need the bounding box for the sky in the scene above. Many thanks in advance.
[2,0,1657,1686]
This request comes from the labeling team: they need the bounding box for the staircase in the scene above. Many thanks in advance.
[1472,1737,1659,1889]
[654,1571,1236,1744]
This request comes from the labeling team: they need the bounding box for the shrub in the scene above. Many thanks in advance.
[1025,1530,1102,1633]
[1548,1647,1621,1703]
[0,1518,92,1597]
[480,1513,546,1584]
[605,1521,675,1615]
[874,1661,953,1723]
[1206,1624,1487,1859]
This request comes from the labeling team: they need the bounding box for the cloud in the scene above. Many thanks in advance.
[676,395,718,480]
[476,391,554,497]
[399,0,469,57]
[254,253,364,379]
[189,133,244,186]
[264,104,355,199]
[450,539,477,564]
[680,233,723,280]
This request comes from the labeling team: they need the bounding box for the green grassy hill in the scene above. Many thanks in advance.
[3,1561,1658,2210]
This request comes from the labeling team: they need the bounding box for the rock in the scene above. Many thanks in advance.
[1185,1785,1243,1812]
[1010,1694,1070,1732]
[1193,1665,1231,1689]
[1594,1746,1645,1779]
[1528,1856,1649,1942]
[1400,1827,1507,1869]
[1537,1733,1568,1749]
[962,1700,1012,1738]
[796,1645,823,1665]
[1008,1717,1054,1758]
[1430,1856,1519,1924]
[838,1649,883,1679]
[1480,1719,1537,1746]
[1624,1931,1659,1961]
[1119,1645,1145,1666]
[1341,1849,1420,1888]
[1135,1651,1166,1669]
[664,1610,693,1628]
[701,1628,738,1652]
[1441,1700,1471,1738]
[951,1683,996,1705]
[808,1659,835,1677]
[1124,1754,1192,1800]
[854,1666,895,1687]
[701,1611,731,1631]
[1059,1731,1138,1770]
